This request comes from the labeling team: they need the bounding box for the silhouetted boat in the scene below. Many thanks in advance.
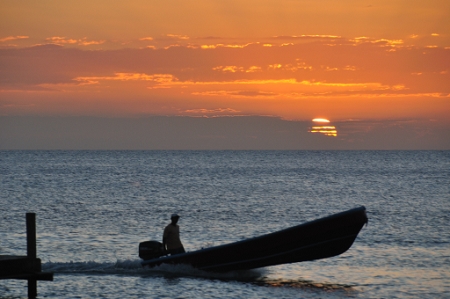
[139,206,368,272]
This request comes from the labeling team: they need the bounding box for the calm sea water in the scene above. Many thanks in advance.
[1,151,449,299]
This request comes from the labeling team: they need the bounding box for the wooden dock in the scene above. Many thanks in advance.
[0,213,53,299]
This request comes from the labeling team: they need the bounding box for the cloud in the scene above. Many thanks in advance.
[272,35,342,40]
[267,62,313,71]
[45,36,106,46]
[195,36,223,40]
[163,34,190,40]
[191,90,277,98]
[74,73,177,84]
[0,36,29,42]
[78,39,106,46]
[2,116,448,150]
[213,65,262,73]
[2,34,445,51]
[1,40,448,122]
[200,42,257,49]
[183,108,241,115]
[46,36,78,44]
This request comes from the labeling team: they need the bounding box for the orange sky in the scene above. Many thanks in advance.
[1,1,449,149]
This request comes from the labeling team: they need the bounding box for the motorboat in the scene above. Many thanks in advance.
[139,206,368,272]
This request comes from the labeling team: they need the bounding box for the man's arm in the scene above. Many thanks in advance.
[162,237,167,251]
[162,226,169,252]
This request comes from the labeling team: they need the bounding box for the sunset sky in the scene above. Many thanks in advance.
[1,1,449,149]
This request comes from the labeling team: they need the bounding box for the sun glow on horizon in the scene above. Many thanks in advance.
[312,118,330,123]
[310,118,337,137]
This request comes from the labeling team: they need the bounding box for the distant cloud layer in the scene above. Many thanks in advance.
[1,116,448,150]
[1,40,449,121]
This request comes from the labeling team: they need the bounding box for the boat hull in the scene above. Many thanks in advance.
[141,206,368,272]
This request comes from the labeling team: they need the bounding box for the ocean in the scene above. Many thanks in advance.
[1,151,449,298]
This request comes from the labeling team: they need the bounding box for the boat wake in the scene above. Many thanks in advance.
[42,259,143,274]
[41,260,355,292]
[42,259,265,280]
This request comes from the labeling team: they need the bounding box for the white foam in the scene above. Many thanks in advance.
[143,263,267,280]
[42,259,143,274]
[42,259,266,280]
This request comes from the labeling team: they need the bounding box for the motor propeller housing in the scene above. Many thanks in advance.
[139,241,165,260]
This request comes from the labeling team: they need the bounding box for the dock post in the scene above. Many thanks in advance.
[0,213,53,299]
[26,213,37,299]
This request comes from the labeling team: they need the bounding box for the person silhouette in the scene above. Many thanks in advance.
[162,214,185,255]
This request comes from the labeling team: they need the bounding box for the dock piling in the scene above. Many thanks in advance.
[26,213,37,298]
[26,213,37,259]
[0,213,54,299]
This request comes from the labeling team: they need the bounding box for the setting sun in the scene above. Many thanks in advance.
[312,118,331,123]
[310,118,337,137]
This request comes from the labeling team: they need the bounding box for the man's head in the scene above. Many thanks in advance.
[171,213,180,224]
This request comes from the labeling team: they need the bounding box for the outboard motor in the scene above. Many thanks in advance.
[139,241,165,260]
